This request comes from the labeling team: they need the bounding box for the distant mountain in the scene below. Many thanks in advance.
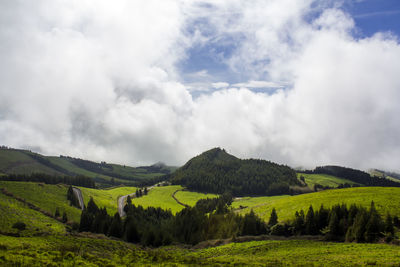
[169,148,301,196]
[0,147,175,186]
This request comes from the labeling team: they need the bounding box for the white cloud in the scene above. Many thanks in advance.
[0,0,399,172]
[212,82,229,89]
[232,81,284,89]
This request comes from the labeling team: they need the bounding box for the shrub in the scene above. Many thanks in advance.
[12,221,26,231]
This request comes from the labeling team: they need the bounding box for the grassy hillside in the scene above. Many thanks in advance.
[0,181,82,222]
[0,148,174,186]
[79,186,137,215]
[131,185,185,214]
[297,173,357,188]
[0,149,63,176]
[234,187,400,222]
[0,193,65,236]
[174,190,218,206]
[1,235,400,266]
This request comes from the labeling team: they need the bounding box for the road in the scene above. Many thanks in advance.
[117,185,158,217]
[72,187,85,210]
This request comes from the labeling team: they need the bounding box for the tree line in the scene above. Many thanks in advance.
[269,202,398,243]
[78,193,269,246]
[0,173,95,188]
[300,165,400,187]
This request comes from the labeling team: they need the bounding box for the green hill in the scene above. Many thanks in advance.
[233,187,400,222]
[170,148,301,196]
[0,147,175,186]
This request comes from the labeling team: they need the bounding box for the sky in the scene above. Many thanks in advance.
[0,0,399,171]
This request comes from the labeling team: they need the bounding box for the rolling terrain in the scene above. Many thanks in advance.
[0,148,175,186]
[233,186,400,222]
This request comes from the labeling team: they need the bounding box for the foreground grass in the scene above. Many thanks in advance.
[297,173,357,188]
[79,186,137,215]
[174,190,218,206]
[0,181,82,222]
[234,187,400,222]
[1,235,400,266]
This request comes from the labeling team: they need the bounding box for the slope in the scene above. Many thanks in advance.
[233,187,400,222]
[0,181,82,222]
[170,147,301,196]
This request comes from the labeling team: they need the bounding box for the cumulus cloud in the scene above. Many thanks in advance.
[0,0,399,171]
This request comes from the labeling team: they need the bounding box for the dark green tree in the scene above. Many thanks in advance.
[108,212,122,238]
[268,208,278,226]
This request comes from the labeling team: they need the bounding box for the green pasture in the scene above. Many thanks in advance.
[0,181,82,222]
[174,190,218,206]
[234,187,400,223]
[131,185,185,214]
[79,186,137,215]
[297,173,357,188]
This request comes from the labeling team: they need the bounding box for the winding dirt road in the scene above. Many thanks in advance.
[72,187,85,210]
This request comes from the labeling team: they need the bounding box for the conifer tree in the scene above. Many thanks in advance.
[108,212,122,238]
[268,208,278,226]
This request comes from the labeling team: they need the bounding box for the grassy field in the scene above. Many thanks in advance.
[297,173,357,188]
[79,186,137,215]
[234,187,400,222]
[0,193,65,236]
[173,190,218,206]
[131,185,185,214]
[1,235,400,266]
[0,181,82,222]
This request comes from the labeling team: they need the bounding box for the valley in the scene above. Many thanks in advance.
[1,147,400,266]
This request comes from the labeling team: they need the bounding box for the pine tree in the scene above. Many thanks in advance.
[87,197,99,214]
[327,210,340,240]
[364,204,383,243]
[293,210,305,235]
[384,214,394,235]
[305,206,317,235]
[268,208,278,226]
[352,208,368,242]
[108,212,122,238]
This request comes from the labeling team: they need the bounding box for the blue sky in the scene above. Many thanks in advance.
[179,0,400,92]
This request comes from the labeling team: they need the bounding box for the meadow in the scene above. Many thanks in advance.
[234,187,400,222]
[173,189,218,206]
[0,181,82,222]
[1,235,400,266]
[79,186,137,215]
[297,173,357,188]
[131,185,185,214]
[0,193,65,236]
